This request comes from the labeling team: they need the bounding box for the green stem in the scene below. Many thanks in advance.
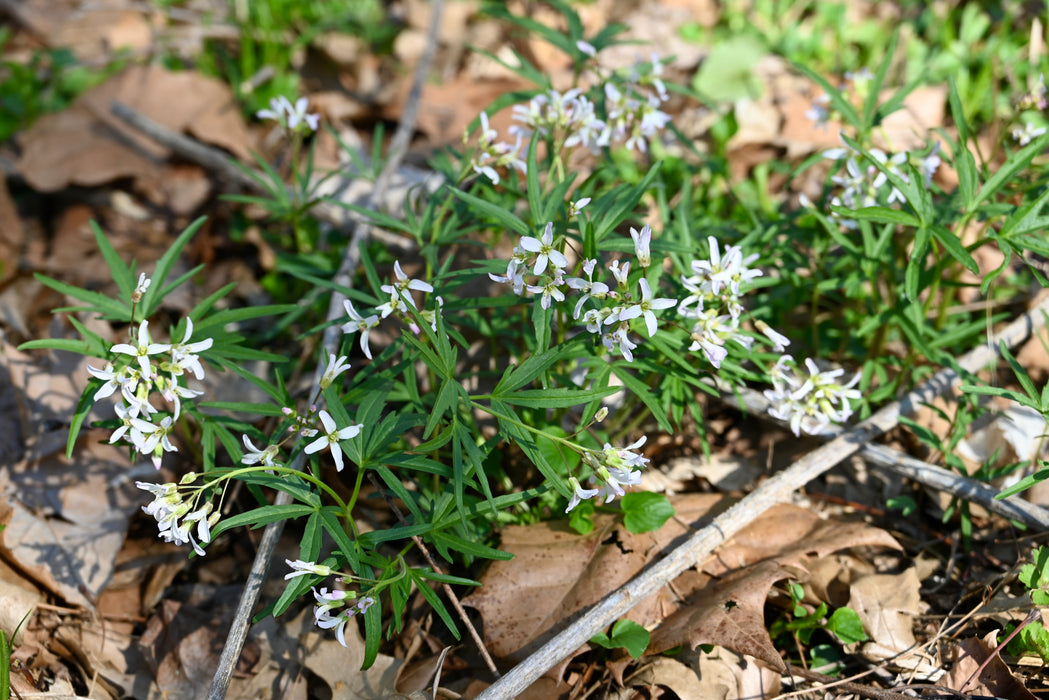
[205,464,347,510]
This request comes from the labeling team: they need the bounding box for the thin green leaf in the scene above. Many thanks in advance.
[448,187,530,236]
[497,385,620,409]
[930,224,978,273]
[34,273,130,320]
[140,216,207,316]
[211,503,317,536]
[91,220,134,301]
[971,131,1049,210]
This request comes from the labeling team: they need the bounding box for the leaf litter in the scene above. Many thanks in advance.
[1,0,1049,698]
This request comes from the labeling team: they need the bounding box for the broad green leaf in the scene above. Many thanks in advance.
[621,492,675,533]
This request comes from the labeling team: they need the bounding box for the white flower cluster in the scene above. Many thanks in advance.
[468,112,527,186]
[763,355,862,436]
[820,138,940,229]
[88,295,214,469]
[1013,121,1046,145]
[566,436,650,512]
[678,236,775,368]
[339,260,439,359]
[467,53,671,185]
[136,478,218,556]
[489,220,676,363]
[284,560,375,647]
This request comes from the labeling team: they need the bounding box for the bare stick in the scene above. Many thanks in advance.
[711,380,1049,530]
[476,296,1049,699]
[109,102,414,252]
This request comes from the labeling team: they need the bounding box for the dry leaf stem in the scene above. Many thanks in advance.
[476,294,1049,699]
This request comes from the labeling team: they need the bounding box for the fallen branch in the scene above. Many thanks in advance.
[108,103,421,253]
[710,379,1049,531]
[476,294,1049,699]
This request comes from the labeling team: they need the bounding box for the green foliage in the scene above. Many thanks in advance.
[590,619,650,659]
[22,0,1049,677]
[1003,547,1049,663]
[771,581,869,670]
[621,492,675,534]
[0,30,120,140]
[190,0,396,117]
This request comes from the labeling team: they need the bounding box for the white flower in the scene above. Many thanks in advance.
[468,112,526,185]
[763,356,862,436]
[380,261,433,313]
[130,414,177,468]
[519,223,568,276]
[304,410,363,472]
[285,559,334,580]
[166,318,213,381]
[87,362,139,401]
[526,269,566,310]
[109,403,135,444]
[576,40,596,57]
[756,321,790,352]
[568,197,591,217]
[111,320,168,376]
[609,259,631,287]
[241,434,279,466]
[320,354,352,389]
[132,273,151,303]
[620,278,676,337]
[136,482,216,556]
[341,300,380,359]
[257,95,319,132]
[604,326,638,362]
[1013,121,1047,146]
[566,258,609,319]
[630,225,652,267]
[566,476,599,512]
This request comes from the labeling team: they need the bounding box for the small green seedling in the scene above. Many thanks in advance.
[590,619,650,659]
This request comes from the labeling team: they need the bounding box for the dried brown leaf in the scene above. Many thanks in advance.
[17,65,253,193]
[945,632,1037,700]
[648,560,791,671]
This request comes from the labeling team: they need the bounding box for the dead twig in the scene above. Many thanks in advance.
[108,102,416,252]
[476,294,1049,699]
[710,377,1049,531]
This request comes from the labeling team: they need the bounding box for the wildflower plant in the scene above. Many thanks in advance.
[24,1,1049,673]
